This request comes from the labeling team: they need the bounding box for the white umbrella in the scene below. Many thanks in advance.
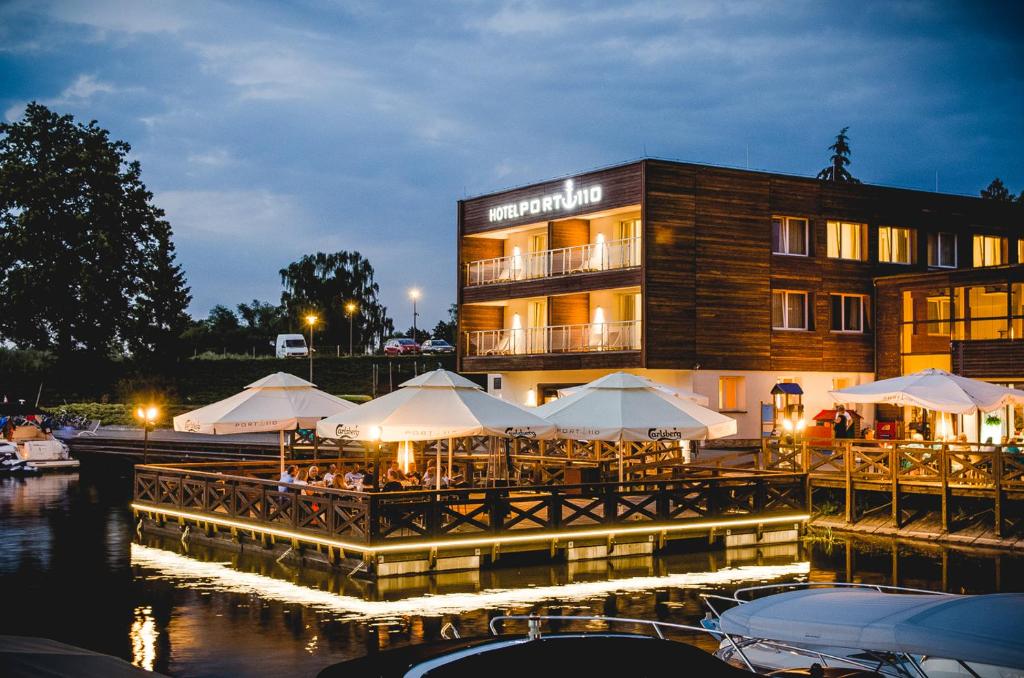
[536,372,737,480]
[829,368,1024,415]
[557,376,710,406]
[316,369,556,488]
[173,372,357,470]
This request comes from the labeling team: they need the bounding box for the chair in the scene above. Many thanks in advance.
[75,420,101,437]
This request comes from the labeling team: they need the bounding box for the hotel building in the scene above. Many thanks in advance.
[456,159,1023,440]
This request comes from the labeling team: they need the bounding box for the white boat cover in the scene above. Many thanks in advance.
[829,368,1024,415]
[535,372,736,441]
[718,588,1024,669]
[557,376,711,406]
[173,372,356,434]
[315,368,556,442]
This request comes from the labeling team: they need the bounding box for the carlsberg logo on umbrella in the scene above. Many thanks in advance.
[648,428,683,440]
[335,425,360,439]
[505,427,537,438]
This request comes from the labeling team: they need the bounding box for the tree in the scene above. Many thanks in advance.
[981,177,1014,202]
[279,251,394,352]
[431,304,458,344]
[816,126,860,184]
[403,326,431,343]
[0,103,191,357]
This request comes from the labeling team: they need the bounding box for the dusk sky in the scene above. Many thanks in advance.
[2,1,1022,329]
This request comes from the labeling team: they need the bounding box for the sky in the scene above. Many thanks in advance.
[1,1,1022,329]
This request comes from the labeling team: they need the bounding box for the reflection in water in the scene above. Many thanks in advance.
[2,468,1023,678]
[131,605,158,671]
[131,543,810,620]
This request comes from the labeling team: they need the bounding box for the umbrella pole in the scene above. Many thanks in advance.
[279,430,285,474]
[436,440,442,490]
[448,436,454,486]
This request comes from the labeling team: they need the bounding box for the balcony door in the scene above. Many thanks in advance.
[618,218,642,267]
[528,233,548,279]
[527,299,547,353]
[617,292,641,349]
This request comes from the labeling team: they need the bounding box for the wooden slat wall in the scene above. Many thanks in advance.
[953,340,1024,379]
[549,293,589,326]
[463,352,642,373]
[549,218,589,250]
[457,304,502,368]
[692,165,772,370]
[460,237,502,266]
[875,283,902,379]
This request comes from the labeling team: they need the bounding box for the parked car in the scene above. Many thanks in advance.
[274,333,309,358]
[420,339,455,354]
[383,338,420,355]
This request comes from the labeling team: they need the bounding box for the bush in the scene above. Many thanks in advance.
[52,403,135,427]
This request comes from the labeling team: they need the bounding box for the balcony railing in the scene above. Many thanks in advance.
[465,237,641,287]
[465,320,641,357]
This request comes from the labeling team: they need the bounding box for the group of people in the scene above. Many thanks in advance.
[276,460,454,493]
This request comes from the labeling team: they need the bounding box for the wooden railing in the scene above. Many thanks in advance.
[761,438,1024,492]
[133,463,805,548]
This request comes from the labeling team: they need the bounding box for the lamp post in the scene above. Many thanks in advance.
[409,288,421,342]
[345,302,357,356]
[305,314,317,382]
[135,405,159,464]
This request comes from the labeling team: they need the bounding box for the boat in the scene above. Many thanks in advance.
[0,444,41,476]
[1,412,79,471]
[318,614,883,678]
[701,583,1024,677]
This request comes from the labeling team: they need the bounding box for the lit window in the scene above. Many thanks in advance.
[1019,239,1023,265]
[772,290,808,330]
[973,235,1006,267]
[879,226,914,264]
[719,376,745,411]
[926,296,951,336]
[830,294,865,332]
[927,232,957,268]
[826,221,867,260]
[771,216,809,256]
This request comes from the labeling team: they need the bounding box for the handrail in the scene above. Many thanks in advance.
[465,319,641,357]
[731,581,954,601]
[465,237,640,286]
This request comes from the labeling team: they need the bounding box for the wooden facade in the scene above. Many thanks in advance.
[458,158,1024,377]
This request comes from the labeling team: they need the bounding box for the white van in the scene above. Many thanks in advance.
[275,334,309,358]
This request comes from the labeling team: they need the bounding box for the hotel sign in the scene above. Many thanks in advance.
[488,179,602,223]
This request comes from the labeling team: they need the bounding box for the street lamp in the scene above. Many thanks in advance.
[409,288,421,342]
[135,405,159,464]
[305,314,317,382]
[344,302,358,356]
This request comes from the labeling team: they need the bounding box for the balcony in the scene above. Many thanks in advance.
[464,320,641,357]
[464,237,641,287]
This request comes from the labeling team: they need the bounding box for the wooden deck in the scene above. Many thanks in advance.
[132,458,806,576]
[762,438,1024,538]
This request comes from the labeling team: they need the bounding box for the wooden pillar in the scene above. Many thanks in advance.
[891,541,899,587]
[940,548,948,592]
[939,445,950,532]
[993,449,1003,538]
[844,440,855,524]
[890,444,901,528]
[844,539,853,581]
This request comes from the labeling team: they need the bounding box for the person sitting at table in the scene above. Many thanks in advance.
[307,465,321,485]
[950,433,971,451]
[278,464,298,493]
[343,465,364,488]
[387,460,407,482]
[323,464,338,486]
[1002,436,1020,454]
[981,437,998,452]
[382,474,403,492]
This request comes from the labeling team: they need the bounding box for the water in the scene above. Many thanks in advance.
[2,465,1022,677]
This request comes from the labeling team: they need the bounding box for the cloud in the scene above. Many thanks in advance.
[157,189,313,242]
[186,147,233,169]
[44,0,188,34]
[60,74,117,99]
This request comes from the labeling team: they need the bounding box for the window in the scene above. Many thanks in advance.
[973,235,1006,267]
[926,295,951,336]
[927,232,957,268]
[771,216,809,256]
[878,226,914,264]
[830,294,865,332]
[772,290,808,330]
[719,376,745,411]
[826,221,867,260]
[1019,239,1023,265]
